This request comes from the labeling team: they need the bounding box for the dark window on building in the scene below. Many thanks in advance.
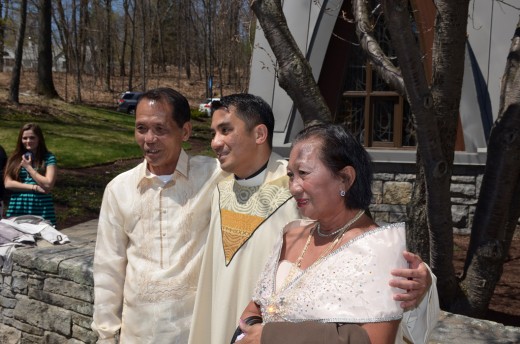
[334,1,416,148]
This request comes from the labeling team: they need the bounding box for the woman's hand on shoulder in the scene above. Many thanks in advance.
[390,251,431,309]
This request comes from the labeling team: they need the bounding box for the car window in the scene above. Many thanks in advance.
[122,94,134,100]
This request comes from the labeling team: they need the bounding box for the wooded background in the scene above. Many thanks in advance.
[1,0,253,103]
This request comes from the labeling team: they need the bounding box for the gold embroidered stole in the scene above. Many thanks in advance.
[219,175,292,265]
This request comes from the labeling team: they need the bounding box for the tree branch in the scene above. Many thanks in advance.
[250,0,331,126]
[352,0,405,95]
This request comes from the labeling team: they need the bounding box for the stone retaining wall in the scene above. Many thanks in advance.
[0,234,97,343]
[2,239,520,344]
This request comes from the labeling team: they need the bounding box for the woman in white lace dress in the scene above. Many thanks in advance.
[236,124,408,344]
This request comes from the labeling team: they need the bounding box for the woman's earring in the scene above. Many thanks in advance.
[340,190,346,197]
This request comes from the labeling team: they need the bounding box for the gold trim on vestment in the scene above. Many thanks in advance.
[219,175,292,265]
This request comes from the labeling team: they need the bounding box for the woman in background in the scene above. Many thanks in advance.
[4,123,57,226]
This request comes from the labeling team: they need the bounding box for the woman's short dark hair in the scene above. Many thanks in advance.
[137,87,191,128]
[292,123,373,210]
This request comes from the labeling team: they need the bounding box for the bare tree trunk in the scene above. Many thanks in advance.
[250,0,330,126]
[183,0,192,80]
[207,0,214,97]
[54,0,70,71]
[155,1,167,73]
[457,18,520,317]
[120,0,129,77]
[104,0,112,91]
[381,0,469,307]
[9,0,27,104]
[128,0,137,90]
[72,0,82,102]
[0,0,10,72]
[427,0,470,307]
[89,1,101,88]
[241,5,255,91]
[406,160,430,261]
[80,0,88,74]
[36,0,59,98]
[139,0,147,91]
[174,0,181,87]
[498,17,520,117]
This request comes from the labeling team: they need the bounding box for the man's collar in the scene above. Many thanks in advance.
[234,160,268,187]
[175,150,189,178]
[138,149,189,187]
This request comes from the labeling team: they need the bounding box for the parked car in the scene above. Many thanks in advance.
[198,97,220,117]
[117,91,143,115]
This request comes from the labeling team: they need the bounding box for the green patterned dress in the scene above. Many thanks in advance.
[6,152,57,226]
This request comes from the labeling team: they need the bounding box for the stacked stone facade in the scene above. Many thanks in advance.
[0,242,97,343]
[369,164,485,233]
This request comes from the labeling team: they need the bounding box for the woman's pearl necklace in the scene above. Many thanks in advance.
[316,209,365,238]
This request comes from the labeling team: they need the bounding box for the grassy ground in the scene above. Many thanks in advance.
[0,100,140,168]
[0,97,214,228]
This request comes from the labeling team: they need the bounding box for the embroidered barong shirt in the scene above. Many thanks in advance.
[92,150,225,343]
